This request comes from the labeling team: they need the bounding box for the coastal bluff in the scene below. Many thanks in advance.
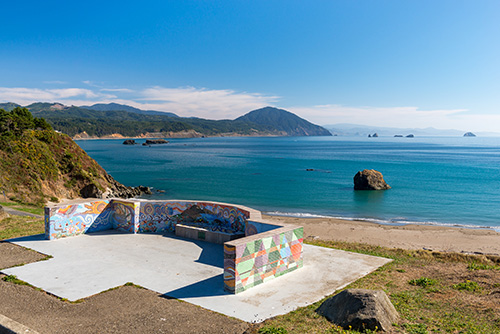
[0,107,151,205]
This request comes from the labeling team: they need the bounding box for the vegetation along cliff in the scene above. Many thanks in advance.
[0,107,149,206]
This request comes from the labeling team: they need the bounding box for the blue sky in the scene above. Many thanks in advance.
[1,1,499,131]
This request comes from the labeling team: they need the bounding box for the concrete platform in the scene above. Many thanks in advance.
[1,232,391,323]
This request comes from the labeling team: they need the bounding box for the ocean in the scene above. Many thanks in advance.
[76,136,500,231]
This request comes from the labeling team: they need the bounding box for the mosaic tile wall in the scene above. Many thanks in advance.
[45,200,112,240]
[46,200,250,239]
[223,226,303,294]
[45,199,303,294]
[110,200,140,233]
[245,220,280,236]
[138,201,249,234]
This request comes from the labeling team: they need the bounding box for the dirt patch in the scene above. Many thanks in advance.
[0,242,49,269]
[0,242,248,334]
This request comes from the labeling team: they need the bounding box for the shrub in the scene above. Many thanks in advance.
[452,280,482,292]
[258,326,288,334]
[409,277,436,288]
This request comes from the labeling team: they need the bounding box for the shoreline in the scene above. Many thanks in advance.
[48,197,500,256]
[261,213,500,256]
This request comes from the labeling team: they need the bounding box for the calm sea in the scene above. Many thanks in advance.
[76,136,500,231]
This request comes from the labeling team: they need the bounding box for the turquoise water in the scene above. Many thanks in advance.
[76,136,500,230]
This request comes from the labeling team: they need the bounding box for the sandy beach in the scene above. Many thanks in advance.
[261,214,500,256]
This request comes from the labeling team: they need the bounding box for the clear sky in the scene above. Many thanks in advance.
[1,0,499,131]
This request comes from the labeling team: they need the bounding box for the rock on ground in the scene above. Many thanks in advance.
[0,205,8,221]
[353,169,391,190]
[317,289,399,332]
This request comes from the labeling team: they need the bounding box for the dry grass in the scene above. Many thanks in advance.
[254,239,500,334]
[0,215,44,240]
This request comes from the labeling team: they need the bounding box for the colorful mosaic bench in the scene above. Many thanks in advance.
[44,198,303,294]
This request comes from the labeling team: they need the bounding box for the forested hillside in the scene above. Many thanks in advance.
[0,103,331,138]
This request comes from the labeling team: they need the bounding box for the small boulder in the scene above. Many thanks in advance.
[0,205,9,221]
[137,185,152,195]
[123,139,137,145]
[354,169,391,190]
[317,289,399,332]
[80,184,103,198]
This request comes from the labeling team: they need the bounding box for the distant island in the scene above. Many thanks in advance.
[325,124,497,137]
[463,132,476,137]
[0,103,331,139]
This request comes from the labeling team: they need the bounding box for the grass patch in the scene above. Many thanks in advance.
[2,274,31,286]
[258,326,288,334]
[0,215,44,240]
[0,201,44,215]
[255,239,500,334]
[467,262,500,271]
[452,280,482,292]
[408,277,437,288]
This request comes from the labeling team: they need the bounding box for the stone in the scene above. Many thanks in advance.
[353,169,391,190]
[137,185,152,195]
[80,184,103,198]
[316,289,399,332]
[464,132,476,137]
[0,205,9,221]
[406,134,414,138]
[123,139,137,145]
[145,139,169,145]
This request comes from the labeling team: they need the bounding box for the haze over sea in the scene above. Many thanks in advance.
[77,136,500,231]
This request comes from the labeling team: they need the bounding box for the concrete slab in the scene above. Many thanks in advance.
[2,232,391,323]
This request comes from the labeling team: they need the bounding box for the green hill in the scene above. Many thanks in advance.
[0,107,148,205]
[236,107,332,136]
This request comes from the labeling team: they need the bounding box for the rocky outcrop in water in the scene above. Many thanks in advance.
[317,289,399,332]
[80,174,152,199]
[123,139,137,145]
[354,169,391,190]
[145,139,169,145]
[464,132,476,137]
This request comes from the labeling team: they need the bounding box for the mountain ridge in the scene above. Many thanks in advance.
[0,102,332,138]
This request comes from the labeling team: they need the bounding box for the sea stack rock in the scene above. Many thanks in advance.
[354,169,391,190]
[123,139,137,145]
[464,132,476,137]
[317,289,399,332]
[145,139,169,145]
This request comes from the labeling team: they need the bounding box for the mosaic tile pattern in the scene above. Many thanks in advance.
[45,200,111,240]
[245,221,280,236]
[110,200,139,233]
[46,200,250,239]
[45,200,303,294]
[138,201,249,234]
[224,226,303,294]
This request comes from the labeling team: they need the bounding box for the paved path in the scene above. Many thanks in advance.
[1,207,43,218]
